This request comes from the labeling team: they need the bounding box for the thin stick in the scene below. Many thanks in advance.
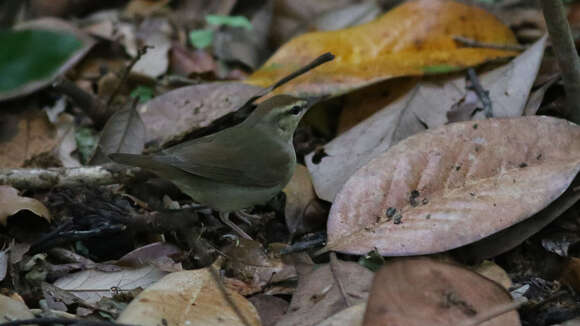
[466,68,493,118]
[244,52,335,105]
[453,36,527,51]
[459,298,526,326]
[539,0,580,124]
[106,46,152,107]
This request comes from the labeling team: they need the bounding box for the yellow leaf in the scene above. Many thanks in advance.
[246,0,518,96]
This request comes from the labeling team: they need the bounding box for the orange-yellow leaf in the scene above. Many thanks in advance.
[246,0,518,96]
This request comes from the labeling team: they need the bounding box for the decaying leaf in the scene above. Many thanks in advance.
[0,294,34,322]
[306,35,546,202]
[224,239,296,294]
[323,117,580,256]
[54,265,167,304]
[0,186,51,226]
[283,165,327,236]
[455,182,580,262]
[248,294,288,326]
[131,17,172,79]
[90,106,145,165]
[0,17,94,102]
[117,269,261,326]
[247,0,518,96]
[275,259,373,326]
[363,258,520,325]
[0,109,58,168]
[139,82,263,147]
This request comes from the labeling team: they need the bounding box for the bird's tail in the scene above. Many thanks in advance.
[109,153,170,172]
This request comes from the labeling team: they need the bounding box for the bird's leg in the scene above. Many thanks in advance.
[219,212,252,240]
[235,210,262,225]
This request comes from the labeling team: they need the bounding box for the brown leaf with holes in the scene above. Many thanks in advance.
[322,116,580,256]
[363,258,520,326]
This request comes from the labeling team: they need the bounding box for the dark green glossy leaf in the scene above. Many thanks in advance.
[0,29,81,93]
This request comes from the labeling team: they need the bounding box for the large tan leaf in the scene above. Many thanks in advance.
[306,35,546,202]
[363,258,520,326]
[322,116,580,256]
[246,0,518,96]
[0,185,50,225]
[117,269,260,326]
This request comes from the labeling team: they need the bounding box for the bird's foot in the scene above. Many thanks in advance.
[219,212,252,240]
[235,210,262,225]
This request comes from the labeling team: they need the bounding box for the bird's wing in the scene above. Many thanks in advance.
[156,133,292,187]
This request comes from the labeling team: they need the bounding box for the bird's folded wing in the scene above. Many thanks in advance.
[156,138,290,187]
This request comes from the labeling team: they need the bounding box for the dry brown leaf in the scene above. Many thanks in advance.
[473,260,512,290]
[363,258,520,326]
[323,116,580,256]
[0,109,58,168]
[283,165,327,236]
[54,265,167,304]
[0,186,51,226]
[248,294,288,326]
[276,260,373,326]
[224,240,296,294]
[139,82,263,147]
[131,17,172,79]
[306,36,546,202]
[117,269,260,326]
[0,294,34,322]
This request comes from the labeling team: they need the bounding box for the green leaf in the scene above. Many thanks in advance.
[358,249,384,272]
[189,29,213,49]
[206,15,253,30]
[422,64,461,74]
[0,29,82,93]
[130,85,155,103]
[75,127,98,164]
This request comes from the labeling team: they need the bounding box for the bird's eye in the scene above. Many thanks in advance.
[289,105,302,115]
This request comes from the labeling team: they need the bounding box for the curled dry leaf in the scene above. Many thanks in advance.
[275,260,373,326]
[0,186,51,226]
[324,116,580,256]
[363,258,520,326]
[117,269,260,326]
[90,106,146,165]
[247,0,518,96]
[139,82,263,147]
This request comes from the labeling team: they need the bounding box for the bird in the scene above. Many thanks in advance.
[109,95,318,239]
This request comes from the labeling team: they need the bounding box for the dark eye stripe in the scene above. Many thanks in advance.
[289,105,302,115]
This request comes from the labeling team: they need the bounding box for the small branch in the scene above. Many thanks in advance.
[466,68,493,118]
[0,165,147,189]
[459,298,526,326]
[453,36,527,51]
[539,0,580,124]
[51,78,110,127]
[107,46,152,107]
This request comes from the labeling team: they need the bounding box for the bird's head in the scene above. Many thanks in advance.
[246,95,321,141]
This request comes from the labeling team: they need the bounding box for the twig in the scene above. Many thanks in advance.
[459,297,526,326]
[539,0,580,124]
[329,252,353,307]
[208,265,252,326]
[466,68,493,118]
[242,52,335,106]
[0,165,146,189]
[453,36,527,51]
[51,78,110,127]
[106,46,152,107]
